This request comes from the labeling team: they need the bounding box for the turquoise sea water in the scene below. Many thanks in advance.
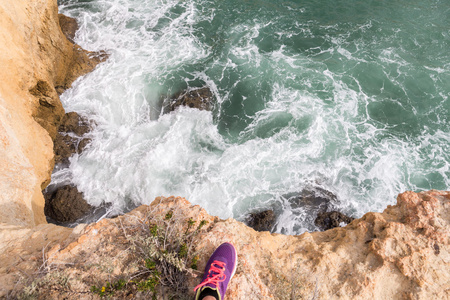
[55,0,449,233]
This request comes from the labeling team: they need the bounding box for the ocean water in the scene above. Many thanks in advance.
[54,0,449,234]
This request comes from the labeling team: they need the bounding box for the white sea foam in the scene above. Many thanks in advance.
[55,0,450,234]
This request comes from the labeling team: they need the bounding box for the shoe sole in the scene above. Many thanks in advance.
[228,243,238,280]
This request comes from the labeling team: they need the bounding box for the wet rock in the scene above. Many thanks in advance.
[53,112,92,164]
[77,138,92,153]
[169,87,213,112]
[48,111,94,222]
[54,133,77,165]
[44,185,93,224]
[245,210,276,232]
[59,111,91,136]
[315,211,354,231]
[286,186,338,211]
[58,14,78,43]
[276,186,340,232]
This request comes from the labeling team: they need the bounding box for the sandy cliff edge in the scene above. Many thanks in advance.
[6,192,449,299]
[0,0,448,299]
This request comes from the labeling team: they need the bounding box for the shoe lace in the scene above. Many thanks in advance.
[194,260,227,292]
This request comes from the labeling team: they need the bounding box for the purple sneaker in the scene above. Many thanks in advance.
[194,242,238,300]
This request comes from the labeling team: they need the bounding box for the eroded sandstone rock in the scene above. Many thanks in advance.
[0,0,102,296]
[58,14,78,43]
[30,80,65,140]
[0,0,107,228]
[56,45,108,94]
[5,191,448,299]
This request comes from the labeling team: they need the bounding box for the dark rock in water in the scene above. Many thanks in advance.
[315,211,354,231]
[275,186,340,232]
[54,112,92,164]
[59,112,91,136]
[169,87,213,112]
[58,14,78,44]
[77,138,92,153]
[245,210,276,232]
[286,186,338,211]
[48,112,94,222]
[54,133,77,164]
[44,185,93,224]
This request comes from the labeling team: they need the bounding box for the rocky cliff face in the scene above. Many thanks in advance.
[0,0,102,228]
[0,1,448,299]
[0,0,102,295]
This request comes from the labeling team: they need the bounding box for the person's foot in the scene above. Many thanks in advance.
[194,242,237,300]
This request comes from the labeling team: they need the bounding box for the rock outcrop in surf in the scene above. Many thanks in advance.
[167,87,214,112]
[54,111,92,165]
[44,185,93,224]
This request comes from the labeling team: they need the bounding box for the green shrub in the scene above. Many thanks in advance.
[122,207,209,299]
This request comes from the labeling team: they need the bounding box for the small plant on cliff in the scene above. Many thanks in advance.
[87,207,209,299]
[18,203,210,299]
[19,270,71,300]
[91,279,126,297]
[124,209,208,299]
